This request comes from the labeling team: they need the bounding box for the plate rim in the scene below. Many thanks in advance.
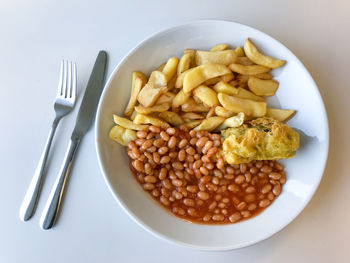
[94,19,329,251]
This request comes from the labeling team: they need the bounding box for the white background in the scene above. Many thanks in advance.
[1,0,349,262]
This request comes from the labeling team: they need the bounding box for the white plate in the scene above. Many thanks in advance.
[95,20,329,250]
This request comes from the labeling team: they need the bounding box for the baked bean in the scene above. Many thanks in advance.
[159,167,167,180]
[178,138,188,148]
[160,196,170,206]
[172,190,183,200]
[273,184,282,196]
[280,176,286,184]
[229,212,241,223]
[167,136,176,148]
[172,162,184,170]
[259,199,271,208]
[245,186,256,193]
[215,194,222,201]
[197,191,210,200]
[189,130,197,137]
[255,161,263,168]
[185,146,196,155]
[216,158,224,169]
[228,184,239,193]
[147,146,157,153]
[161,188,170,197]
[240,163,247,173]
[244,194,256,203]
[160,131,170,141]
[168,151,177,159]
[128,141,137,149]
[241,210,251,218]
[196,137,209,148]
[194,153,201,160]
[237,201,247,210]
[235,175,245,184]
[274,162,284,171]
[133,160,143,172]
[183,198,195,207]
[175,170,184,179]
[213,140,221,147]
[146,132,155,139]
[261,165,272,173]
[187,185,199,193]
[166,127,176,135]
[144,163,152,175]
[269,172,282,180]
[205,162,215,170]
[226,167,234,174]
[169,170,176,180]
[144,175,156,183]
[203,214,211,222]
[186,155,194,163]
[224,174,234,180]
[207,183,218,192]
[135,138,145,146]
[153,152,161,163]
[193,160,202,169]
[160,156,171,164]
[152,189,160,197]
[249,167,258,174]
[132,147,141,159]
[208,201,217,210]
[261,184,272,194]
[189,137,198,146]
[200,175,211,184]
[187,208,198,217]
[206,147,218,157]
[244,172,252,183]
[158,146,169,155]
[267,192,275,201]
[148,125,160,133]
[153,138,165,147]
[162,179,172,189]
[143,183,155,190]
[127,150,136,159]
[136,130,147,139]
[201,155,211,163]
[172,179,183,187]
[199,166,209,176]
[212,177,219,185]
[212,214,224,221]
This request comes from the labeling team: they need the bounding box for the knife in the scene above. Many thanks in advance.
[40,51,107,230]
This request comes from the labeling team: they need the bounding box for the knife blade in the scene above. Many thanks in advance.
[72,50,107,139]
[40,51,107,229]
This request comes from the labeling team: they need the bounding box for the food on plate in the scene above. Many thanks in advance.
[222,117,299,164]
[244,38,286,69]
[247,77,279,96]
[109,38,299,224]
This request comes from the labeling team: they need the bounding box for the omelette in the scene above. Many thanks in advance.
[221,117,299,164]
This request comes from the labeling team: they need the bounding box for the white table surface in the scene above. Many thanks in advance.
[1,0,350,262]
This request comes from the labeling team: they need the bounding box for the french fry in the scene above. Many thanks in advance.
[177,53,192,75]
[184,120,202,129]
[217,93,266,117]
[237,74,249,85]
[135,102,170,115]
[210,44,229,52]
[248,76,279,96]
[229,63,270,75]
[217,112,245,130]
[162,57,179,81]
[113,114,148,130]
[193,116,225,131]
[156,63,166,71]
[130,110,137,121]
[236,87,265,102]
[183,63,231,93]
[159,111,184,126]
[167,75,177,91]
[221,72,235,83]
[254,72,273,80]
[172,89,191,109]
[244,38,286,69]
[234,46,245,57]
[214,81,238,96]
[156,92,176,105]
[215,106,236,117]
[137,71,167,107]
[193,85,219,107]
[109,125,137,146]
[124,72,147,116]
[182,98,210,112]
[184,49,196,67]
[206,107,215,118]
[266,108,296,122]
[133,114,170,129]
[195,50,237,66]
[203,77,221,86]
[236,56,255,66]
[175,68,195,89]
[181,112,204,120]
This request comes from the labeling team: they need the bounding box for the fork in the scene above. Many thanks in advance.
[19,61,77,221]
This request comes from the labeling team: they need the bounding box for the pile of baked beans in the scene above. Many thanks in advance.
[127,125,286,224]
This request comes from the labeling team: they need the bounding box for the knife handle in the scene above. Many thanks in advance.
[40,138,80,230]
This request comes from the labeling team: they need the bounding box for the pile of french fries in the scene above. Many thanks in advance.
[110,38,296,146]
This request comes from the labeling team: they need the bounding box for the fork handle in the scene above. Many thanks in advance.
[19,119,60,221]
[40,138,80,230]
